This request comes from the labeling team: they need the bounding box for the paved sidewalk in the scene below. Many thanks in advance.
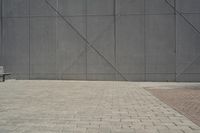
[0,81,200,133]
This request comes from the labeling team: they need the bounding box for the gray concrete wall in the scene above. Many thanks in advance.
[0,0,200,81]
[0,16,1,67]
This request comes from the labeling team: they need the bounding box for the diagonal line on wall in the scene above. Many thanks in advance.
[177,56,200,78]
[165,0,200,35]
[63,1,134,76]
[164,0,200,78]
[65,1,131,75]
[45,0,128,81]
[59,0,134,76]
[58,4,119,77]
[64,21,115,73]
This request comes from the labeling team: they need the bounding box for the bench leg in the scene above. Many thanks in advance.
[3,75,5,82]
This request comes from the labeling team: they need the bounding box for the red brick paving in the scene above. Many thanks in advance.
[147,88,200,126]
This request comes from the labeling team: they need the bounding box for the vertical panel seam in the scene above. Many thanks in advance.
[174,0,177,81]
[0,0,2,65]
[113,0,117,80]
[85,0,88,80]
[56,0,58,80]
[144,0,146,81]
[28,0,31,79]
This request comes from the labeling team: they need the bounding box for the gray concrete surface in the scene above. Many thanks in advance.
[0,80,200,133]
[0,0,200,81]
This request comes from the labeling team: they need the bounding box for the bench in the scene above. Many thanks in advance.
[0,66,11,82]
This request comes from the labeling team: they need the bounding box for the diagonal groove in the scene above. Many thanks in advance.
[45,0,128,81]
[177,57,200,77]
[63,0,133,77]
[164,0,200,78]
[165,0,200,35]
[66,0,130,74]
[64,21,115,73]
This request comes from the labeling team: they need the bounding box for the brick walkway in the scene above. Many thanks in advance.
[147,87,200,127]
[0,81,199,133]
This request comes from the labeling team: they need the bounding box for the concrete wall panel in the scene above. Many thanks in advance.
[116,15,145,79]
[177,0,200,13]
[67,16,87,39]
[117,74,144,81]
[56,17,86,79]
[87,48,115,74]
[1,0,200,81]
[0,1,1,17]
[183,58,200,74]
[87,74,116,81]
[87,16,116,78]
[0,18,2,66]
[3,0,28,17]
[176,14,200,80]
[146,74,175,82]
[30,17,57,79]
[87,0,114,15]
[87,16,115,64]
[183,14,200,32]
[58,0,85,16]
[145,15,175,75]
[87,48,116,80]
[30,0,58,17]
[3,18,29,79]
[177,74,200,82]
[116,0,144,15]
[61,74,86,80]
[176,15,200,73]
[145,0,174,14]
[0,0,1,65]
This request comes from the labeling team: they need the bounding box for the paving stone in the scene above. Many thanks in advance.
[0,81,199,133]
